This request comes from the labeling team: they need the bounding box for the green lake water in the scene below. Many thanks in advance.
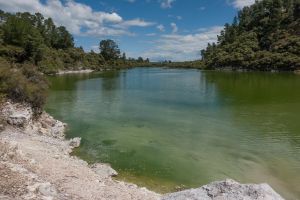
[46,67,300,199]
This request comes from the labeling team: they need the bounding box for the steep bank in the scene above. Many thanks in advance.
[0,101,284,200]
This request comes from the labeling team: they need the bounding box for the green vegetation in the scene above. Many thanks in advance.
[0,61,48,114]
[100,39,121,61]
[201,0,300,71]
[152,60,204,69]
[0,10,150,73]
[0,10,150,112]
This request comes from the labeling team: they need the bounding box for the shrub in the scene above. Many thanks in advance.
[0,61,48,115]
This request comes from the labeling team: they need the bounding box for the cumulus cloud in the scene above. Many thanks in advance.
[142,26,223,61]
[0,0,154,37]
[160,0,175,8]
[231,0,255,9]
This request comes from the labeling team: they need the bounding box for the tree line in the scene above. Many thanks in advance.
[0,10,149,113]
[201,0,300,71]
[0,10,150,74]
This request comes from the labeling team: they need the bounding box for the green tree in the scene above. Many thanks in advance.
[201,0,300,71]
[99,39,121,61]
[137,57,144,62]
[52,26,74,49]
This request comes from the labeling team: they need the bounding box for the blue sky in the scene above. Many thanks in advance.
[0,0,255,61]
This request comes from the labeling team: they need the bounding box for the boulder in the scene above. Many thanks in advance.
[37,112,66,138]
[38,182,57,197]
[69,137,81,148]
[7,114,30,127]
[90,163,118,179]
[2,102,33,128]
[162,179,284,200]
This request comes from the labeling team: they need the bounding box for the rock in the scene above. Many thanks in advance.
[0,102,33,128]
[90,163,118,178]
[38,127,48,135]
[69,137,81,148]
[7,151,15,159]
[174,185,187,192]
[7,114,30,127]
[41,121,48,128]
[162,179,284,200]
[0,101,66,138]
[37,113,66,138]
[0,123,5,132]
[38,182,57,197]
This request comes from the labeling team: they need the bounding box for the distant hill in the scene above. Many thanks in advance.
[201,0,300,71]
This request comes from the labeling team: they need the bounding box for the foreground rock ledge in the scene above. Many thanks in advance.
[0,102,284,200]
[162,179,283,200]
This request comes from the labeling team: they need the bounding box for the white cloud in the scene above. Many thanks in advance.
[160,0,175,8]
[142,26,223,61]
[170,22,178,33]
[231,0,255,9]
[146,33,157,36]
[84,28,134,37]
[114,18,155,28]
[0,0,154,37]
[157,24,165,32]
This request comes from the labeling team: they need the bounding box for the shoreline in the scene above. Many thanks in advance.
[53,67,300,76]
[56,69,95,75]
[0,101,160,200]
[0,101,285,200]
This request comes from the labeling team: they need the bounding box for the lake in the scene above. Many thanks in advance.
[46,67,300,199]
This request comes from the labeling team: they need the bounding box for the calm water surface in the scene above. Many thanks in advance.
[46,68,300,199]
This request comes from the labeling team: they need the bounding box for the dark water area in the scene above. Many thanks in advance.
[46,68,300,199]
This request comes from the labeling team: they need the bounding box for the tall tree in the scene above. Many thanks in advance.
[201,0,300,71]
[52,26,74,49]
[99,39,121,61]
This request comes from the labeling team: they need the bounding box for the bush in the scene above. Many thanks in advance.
[0,61,48,115]
[0,44,26,63]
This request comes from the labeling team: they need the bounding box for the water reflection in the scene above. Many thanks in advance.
[46,68,300,199]
[202,71,300,198]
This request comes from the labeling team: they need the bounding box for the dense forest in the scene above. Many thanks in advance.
[0,10,150,74]
[0,10,149,113]
[201,0,300,71]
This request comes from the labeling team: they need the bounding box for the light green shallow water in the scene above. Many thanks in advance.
[46,67,300,199]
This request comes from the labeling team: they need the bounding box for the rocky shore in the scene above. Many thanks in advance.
[56,69,94,75]
[0,101,284,200]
